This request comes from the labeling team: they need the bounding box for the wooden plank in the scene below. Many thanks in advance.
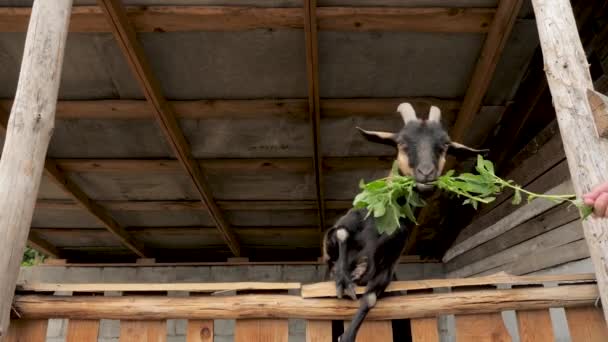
[443,180,574,263]
[97,0,240,256]
[13,284,599,320]
[120,320,167,342]
[66,319,100,342]
[0,0,73,338]
[4,319,48,342]
[306,320,332,342]
[565,306,608,342]
[532,0,608,323]
[301,272,594,298]
[587,89,608,139]
[411,317,439,342]
[455,313,511,341]
[450,0,523,140]
[303,0,325,232]
[516,309,554,342]
[344,320,393,342]
[186,320,213,342]
[448,220,584,278]
[0,6,495,33]
[19,282,301,293]
[235,319,288,342]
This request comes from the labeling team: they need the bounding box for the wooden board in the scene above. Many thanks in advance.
[234,319,288,342]
[411,317,439,342]
[344,320,393,342]
[119,320,167,342]
[20,282,301,293]
[516,309,554,342]
[66,319,100,342]
[4,320,48,342]
[186,320,213,342]
[455,313,511,342]
[306,320,332,342]
[565,306,608,342]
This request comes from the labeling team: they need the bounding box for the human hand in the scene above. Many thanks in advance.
[583,182,608,217]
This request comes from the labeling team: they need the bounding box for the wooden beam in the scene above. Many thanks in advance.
[97,0,240,256]
[532,0,608,323]
[450,0,524,141]
[26,234,61,259]
[13,285,598,320]
[304,0,325,232]
[0,6,495,33]
[18,282,301,293]
[0,0,72,338]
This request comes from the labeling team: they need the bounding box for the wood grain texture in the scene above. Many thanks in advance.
[565,306,608,342]
[66,319,100,342]
[345,320,393,342]
[12,285,599,320]
[120,320,167,342]
[97,0,240,256]
[587,89,608,138]
[411,317,439,342]
[306,320,332,342]
[455,313,511,342]
[516,309,554,342]
[19,282,300,293]
[0,0,72,338]
[532,0,608,323]
[186,320,213,342]
[4,320,48,342]
[0,6,494,33]
[235,319,288,342]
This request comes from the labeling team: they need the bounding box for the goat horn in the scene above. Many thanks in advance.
[397,102,417,124]
[428,106,441,122]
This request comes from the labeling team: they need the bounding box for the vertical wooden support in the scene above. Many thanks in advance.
[120,320,167,342]
[455,313,511,341]
[4,320,48,342]
[344,321,393,342]
[565,307,608,342]
[306,320,332,342]
[531,0,608,323]
[66,319,100,342]
[0,0,72,338]
[186,320,213,342]
[516,309,554,342]
[235,319,288,342]
[411,318,439,342]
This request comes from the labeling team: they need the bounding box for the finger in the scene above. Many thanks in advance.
[594,193,608,217]
[586,183,608,201]
[584,197,595,206]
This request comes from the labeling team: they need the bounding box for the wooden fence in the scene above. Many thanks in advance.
[5,273,608,341]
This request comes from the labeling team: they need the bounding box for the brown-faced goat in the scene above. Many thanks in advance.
[323,103,487,342]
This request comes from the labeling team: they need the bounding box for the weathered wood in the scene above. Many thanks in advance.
[448,220,584,278]
[66,319,100,342]
[345,320,393,342]
[411,318,439,342]
[304,0,325,232]
[450,0,524,141]
[565,306,608,342]
[587,89,608,138]
[444,180,574,262]
[235,319,288,342]
[516,309,554,342]
[19,282,301,293]
[4,320,48,342]
[301,272,595,298]
[0,0,72,338]
[13,285,598,320]
[0,6,495,33]
[97,0,240,256]
[454,313,511,342]
[26,233,61,259]
[532,0,608,323]
[306,320,332,342]
[186,320,213,342]
[446,202,578,273]
[120,320,167,342]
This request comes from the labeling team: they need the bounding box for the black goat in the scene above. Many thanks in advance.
[323,103,486,342]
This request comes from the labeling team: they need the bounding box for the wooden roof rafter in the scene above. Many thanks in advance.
[0,107,147,259]
[96,0,241,256]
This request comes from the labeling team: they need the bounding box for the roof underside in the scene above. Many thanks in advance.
[0,0,541,262]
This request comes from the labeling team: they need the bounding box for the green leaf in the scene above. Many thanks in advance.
[512,189,522,205]
[390,160,400,178]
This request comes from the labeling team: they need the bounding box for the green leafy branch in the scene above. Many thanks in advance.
[353,155,593,235]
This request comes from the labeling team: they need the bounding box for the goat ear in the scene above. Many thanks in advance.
[447,141,489,158]
[356,127,396,146]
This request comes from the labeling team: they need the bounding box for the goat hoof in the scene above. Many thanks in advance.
[345,284,358,301]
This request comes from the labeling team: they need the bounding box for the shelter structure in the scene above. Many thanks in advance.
[1,0,608,341]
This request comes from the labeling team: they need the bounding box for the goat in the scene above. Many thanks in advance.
[323,103,487,342]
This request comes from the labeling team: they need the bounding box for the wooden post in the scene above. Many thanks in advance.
[532,0,608,323]
[0,0,72,338]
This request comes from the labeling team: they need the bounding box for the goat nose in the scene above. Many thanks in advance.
[416,164,435,177]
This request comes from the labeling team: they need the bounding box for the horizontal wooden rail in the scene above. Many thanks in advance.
[18,282,301,293]
[13,284,597,320]
[0,6,494,33]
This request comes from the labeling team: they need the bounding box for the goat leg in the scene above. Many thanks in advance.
[335,227,357,301]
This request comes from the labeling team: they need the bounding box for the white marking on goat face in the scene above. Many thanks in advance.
[336,228,349,242]
[366,293,377,307]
